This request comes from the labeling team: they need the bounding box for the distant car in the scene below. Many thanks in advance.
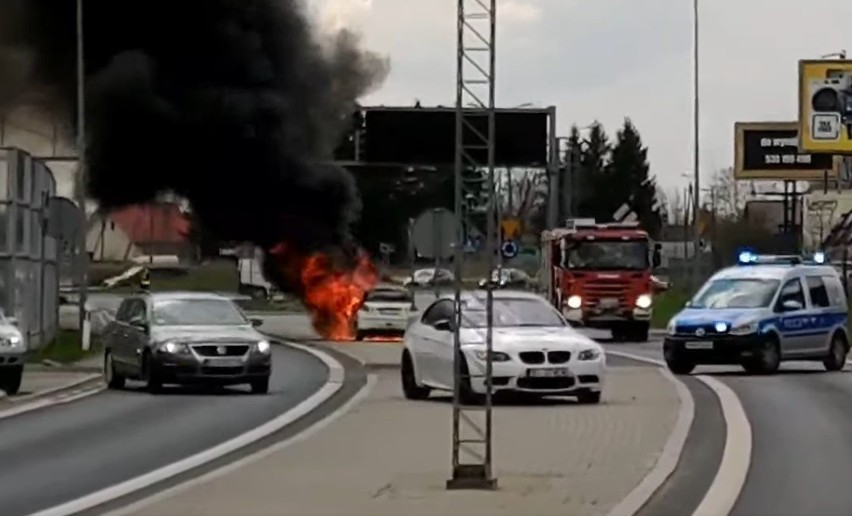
[403,268,455,288]
[102,292,272,394]
[0,311,25,395]
[401,291,606,404]
[356,284,415,339]
[478,268,532,289]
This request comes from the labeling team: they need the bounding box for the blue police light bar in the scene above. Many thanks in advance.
[812,251,826,264]
[736,250,804,266]
[737,249,758,264]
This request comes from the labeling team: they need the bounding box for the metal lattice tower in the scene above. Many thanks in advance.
[447,0,498,490]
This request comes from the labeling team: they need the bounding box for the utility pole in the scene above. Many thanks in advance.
[448,0,497,490]
[75,0,88,333]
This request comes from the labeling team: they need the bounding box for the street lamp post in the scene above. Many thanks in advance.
[75,0,88,334]
[691,0,701,288]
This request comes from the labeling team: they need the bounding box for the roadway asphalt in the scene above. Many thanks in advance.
[0,345,330,516]
[603,331,852,516]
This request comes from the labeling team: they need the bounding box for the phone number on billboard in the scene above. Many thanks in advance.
[763,154,813,164]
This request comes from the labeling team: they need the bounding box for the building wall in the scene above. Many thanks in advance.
[86,216,140,261]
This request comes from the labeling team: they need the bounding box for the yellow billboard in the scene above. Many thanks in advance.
[798,60,852,154]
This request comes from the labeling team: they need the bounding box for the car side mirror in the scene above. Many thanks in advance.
[433,319,453,332]
[782,299,803,312]
[250,318,263,327]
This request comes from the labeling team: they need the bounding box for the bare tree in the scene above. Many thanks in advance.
[495,168,547,232]
[708,166,752,219]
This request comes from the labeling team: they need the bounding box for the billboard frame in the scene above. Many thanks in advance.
[797,59,852,154]
[734,121,840,180]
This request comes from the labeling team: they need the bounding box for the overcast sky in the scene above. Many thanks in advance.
[309,0,852,193]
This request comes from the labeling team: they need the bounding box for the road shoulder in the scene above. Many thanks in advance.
[121,354,682,516]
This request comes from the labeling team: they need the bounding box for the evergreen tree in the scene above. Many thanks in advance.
[577,121,611,219]
[561,125,582,219]
[609,118,663,238]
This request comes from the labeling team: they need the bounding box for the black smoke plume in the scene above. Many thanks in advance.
[0,0,388,292]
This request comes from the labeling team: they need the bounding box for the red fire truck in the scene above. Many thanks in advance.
[541,219,662,342]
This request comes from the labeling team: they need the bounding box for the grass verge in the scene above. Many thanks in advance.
[652,290,691,328]
[29,330,102,364]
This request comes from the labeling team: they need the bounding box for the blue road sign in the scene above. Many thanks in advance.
[501,240,519,259]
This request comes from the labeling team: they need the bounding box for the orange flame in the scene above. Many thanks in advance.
[270,243,377,341]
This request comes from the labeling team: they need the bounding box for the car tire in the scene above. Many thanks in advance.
[143,353,163,393]
[355,330,366,341]
[823,332,848,372]
[458,352,484,405]
[750,336,781,375]
[611,325,627,342]
[664,348,695,375]
[104,351,126,390]
[400,350,430,400]
[250,377,270,394]
[0,365,23,395]
[576,391,602,404]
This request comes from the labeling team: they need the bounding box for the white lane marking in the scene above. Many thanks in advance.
[106,373,377,516]
[30,341,345,516]
[604,353,695,516]
[605,350,752,516]
[0,384,105,422]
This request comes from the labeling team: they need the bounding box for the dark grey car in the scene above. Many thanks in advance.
[102,292,272,394]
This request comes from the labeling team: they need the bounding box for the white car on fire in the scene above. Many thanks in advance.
[400,291,605,403]
[355,284,415,339]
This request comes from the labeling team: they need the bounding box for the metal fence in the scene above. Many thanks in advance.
[0,148,59,350]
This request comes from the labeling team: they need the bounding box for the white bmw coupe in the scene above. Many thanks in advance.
[401,291,606,404]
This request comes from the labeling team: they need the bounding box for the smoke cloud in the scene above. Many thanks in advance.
[0,0,388,290]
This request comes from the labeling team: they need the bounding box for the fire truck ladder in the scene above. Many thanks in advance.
[448,0,498,490]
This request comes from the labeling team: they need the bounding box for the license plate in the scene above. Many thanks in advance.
[599,298,619,309]
[207,358,244,367]
[684,341,713,350]
[527,367,571,378]
[379,309,400,315]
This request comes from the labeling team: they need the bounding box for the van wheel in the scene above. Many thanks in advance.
[824,333,848,372]
[0,365,23,395]
[664,347,695,375]
[751,336,781,375]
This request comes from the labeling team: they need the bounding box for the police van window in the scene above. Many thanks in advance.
[822,275,846,307]
[806,276,831,308]
[776,278,806,311]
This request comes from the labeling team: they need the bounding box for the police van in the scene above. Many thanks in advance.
[663,251,848,375]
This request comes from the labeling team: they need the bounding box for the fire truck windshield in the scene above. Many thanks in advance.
[564,240,649,270]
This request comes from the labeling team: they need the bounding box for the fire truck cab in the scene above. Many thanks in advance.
[541,219,662,342]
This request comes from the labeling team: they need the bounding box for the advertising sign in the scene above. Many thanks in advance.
[798,60,852,154]
[734,121,839,180]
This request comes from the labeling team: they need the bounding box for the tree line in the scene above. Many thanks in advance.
[559,118,664,239]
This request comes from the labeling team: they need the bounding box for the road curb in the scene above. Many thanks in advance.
[604,351,695,516]
[30,340,346,516]
[2,373,102,405]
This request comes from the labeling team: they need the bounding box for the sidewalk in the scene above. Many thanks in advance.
[1,356,102,401]
[128,346,680,515]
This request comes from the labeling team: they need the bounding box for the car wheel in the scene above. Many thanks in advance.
[576,391,601,404]
[458,352,484,405]
[0,365,23,395]
[104,351,126,390]
[250,377,270,394]
[400,350,430,400]
[823,332,848,372]
[751,337,781,375]
[355,330,366,341]
[664,349,695,375]
[143,352,163,393]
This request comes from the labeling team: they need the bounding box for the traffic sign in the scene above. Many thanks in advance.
[501,240,519,259]
[411,208,456,259]
[500,218,522,240]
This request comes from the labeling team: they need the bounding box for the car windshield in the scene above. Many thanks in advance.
[367,288,412,302]
[461,298,565,328]
[152,298,249,326]
[689,278,780,309]
[565,240,649,270]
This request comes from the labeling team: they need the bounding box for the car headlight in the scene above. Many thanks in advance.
[566,295,582,309]
[635,294,652,309]
[7,334,22,348]
[473,350,511,362]
[255,340,271,353]
[730,320,759,336]
[159,341,188,354]
[578,348,601,361]
[667,319,677,335]
[714,321,729,333]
